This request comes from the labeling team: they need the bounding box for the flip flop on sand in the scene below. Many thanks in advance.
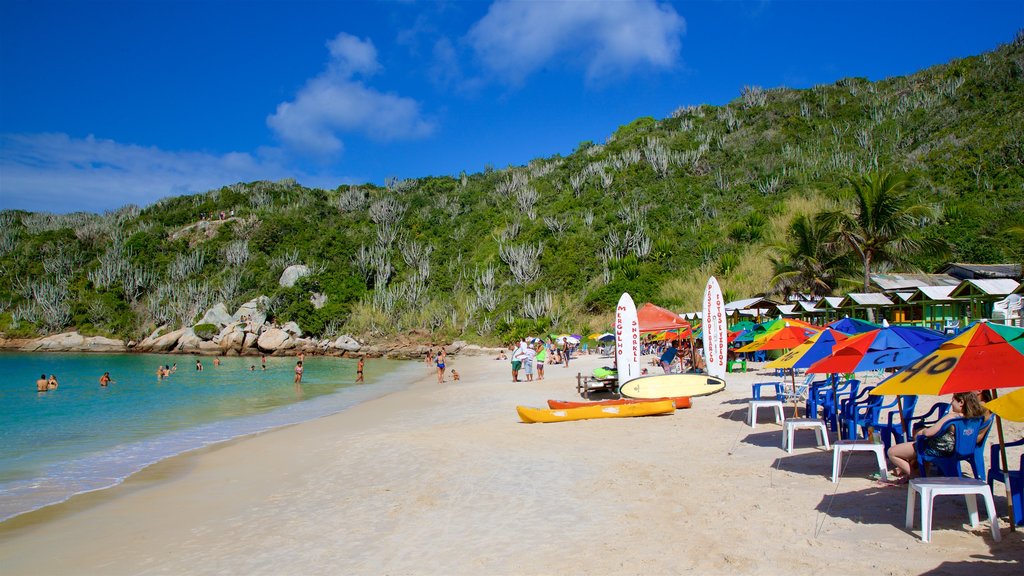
[876,476,910,488]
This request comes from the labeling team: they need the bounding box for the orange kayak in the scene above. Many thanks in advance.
[547,396,691,410]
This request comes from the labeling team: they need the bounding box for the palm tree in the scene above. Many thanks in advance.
[821,171,947,292]
[768,212,847,299]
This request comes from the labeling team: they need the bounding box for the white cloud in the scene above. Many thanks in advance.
[0,133,335,213]
[466,0,685,84]
[267,33,434,156]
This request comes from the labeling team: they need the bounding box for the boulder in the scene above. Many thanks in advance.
[279,264,310,288]
[232,296,270,326]
[445,340,468,354]
[310,292,328,309]
[176,329,202,352]
[198,341,221,354]
[198,303,233,327]
[257,328,292,352]
[242,332,258,351]
[332,335,362,352]
[18,332,125,352]
[82,335,127,352]
[281,321,302,337]
[139,327,189,352]
[219,326,246,353]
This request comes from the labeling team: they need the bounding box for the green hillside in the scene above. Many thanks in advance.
[2,33,1023,345]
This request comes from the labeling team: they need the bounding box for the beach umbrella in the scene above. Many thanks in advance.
[560,335,580,345]
[806,324,946,375]
[765,328,850,370]
[827,316,881,335]
[735,325,819,353]
[986,387,1024,422]
[732,329,759,343]
[730,320,757,332]
[870,321,1024,530]
[596,333,615,342]
[735,324,820,416]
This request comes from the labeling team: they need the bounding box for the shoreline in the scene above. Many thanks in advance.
[1,353,1021,574]
[0,354,419,525]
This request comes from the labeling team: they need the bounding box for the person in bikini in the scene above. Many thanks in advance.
[356,357,365,383]
[435,349,446,384]
[294,360,304,383]
[99,372,112,387]
[885,392,986,483]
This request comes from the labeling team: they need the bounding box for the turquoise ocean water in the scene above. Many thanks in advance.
[0,352,413,522]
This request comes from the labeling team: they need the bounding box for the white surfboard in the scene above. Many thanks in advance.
[703,276,728,379]
[615,293,641,388]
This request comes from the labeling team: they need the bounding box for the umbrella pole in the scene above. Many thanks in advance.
[790,370,799,418]
[991,388,1017,532]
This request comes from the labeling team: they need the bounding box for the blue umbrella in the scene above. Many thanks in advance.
[827,316,881,335]
[807,324,947,374]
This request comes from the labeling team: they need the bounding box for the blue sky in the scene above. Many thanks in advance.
[1,0,1022,213]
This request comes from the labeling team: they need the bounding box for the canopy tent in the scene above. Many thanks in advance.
[637,303,692,334]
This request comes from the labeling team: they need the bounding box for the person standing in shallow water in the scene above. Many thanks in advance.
[36,374,48,392]
[435,349,446,384]
[99,372,112,387]
[47,375,59,390]
[355,357,365,383]
[294,360,303,383]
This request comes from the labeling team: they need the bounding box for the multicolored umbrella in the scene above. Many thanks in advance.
[871,322,1024,396]
[729,320,757,332]
[765,328,849,370]
[870,321,1024,531]
[986,388,1024,422]
[827,316,881,335]
[735,325,819,353]
[806,324,946,375]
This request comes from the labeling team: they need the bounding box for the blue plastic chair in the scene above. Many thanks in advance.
[839,386,882,440]
[987,438,1024,525]
[751,381,785,401]
[821,379,861,432]
[873,395,919,452]
[915,416,994,480]
[904,402,951,437]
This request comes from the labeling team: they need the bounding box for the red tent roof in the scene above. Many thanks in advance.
[637,303,691,333]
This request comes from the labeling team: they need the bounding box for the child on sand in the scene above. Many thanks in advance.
[451,369,460,381]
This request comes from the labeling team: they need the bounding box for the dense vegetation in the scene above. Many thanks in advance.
[2,33,1022,345]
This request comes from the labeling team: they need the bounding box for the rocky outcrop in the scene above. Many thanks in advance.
[279,265,310,288]
[198,303,233,328]
[232,296,270,326]
[257,327,292,352]
[218,325,246,353]
[281,321,302,337]
[19,332,127,353]
[137,327,189,352]
[332,335,362,352]
[175,329,202,352]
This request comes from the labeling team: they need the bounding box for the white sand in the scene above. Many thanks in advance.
[1,353,1022,574]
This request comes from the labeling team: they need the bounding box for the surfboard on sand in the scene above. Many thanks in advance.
[547,397,692,410]
[615,293,641,389]
[619,373,726,399]
[517,400,675,423]
[703,276,728,379]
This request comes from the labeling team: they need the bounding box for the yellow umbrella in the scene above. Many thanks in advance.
[986,388,1024,422]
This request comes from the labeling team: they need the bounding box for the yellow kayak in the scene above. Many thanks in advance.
[517,399,675,423]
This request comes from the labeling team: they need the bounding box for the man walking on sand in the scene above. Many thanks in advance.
[561,337,571,368]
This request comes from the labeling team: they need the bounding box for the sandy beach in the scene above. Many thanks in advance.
[1,352,1022,575]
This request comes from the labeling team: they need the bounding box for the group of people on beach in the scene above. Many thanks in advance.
[507,337,574,383]
[427,348,457,384]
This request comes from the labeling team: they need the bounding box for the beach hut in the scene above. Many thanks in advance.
[813,296,845,323]
[836,293,894,323]
[948,278,1021,326]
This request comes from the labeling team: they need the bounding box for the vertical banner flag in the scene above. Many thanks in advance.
[616,292,641,388]
[703,277,728,379]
